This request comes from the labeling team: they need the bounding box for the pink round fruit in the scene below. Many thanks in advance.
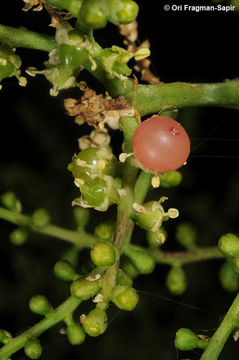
[132,116,190,172]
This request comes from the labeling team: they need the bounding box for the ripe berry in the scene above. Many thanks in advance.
[132,116,190,172]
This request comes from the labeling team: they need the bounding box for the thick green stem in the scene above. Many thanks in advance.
[149,246,223,266]
[0,207,96,249]
[124,80,239,116]
[200,292,239,360]
[0,296,81,360]
[0,24,56,51]
[1,25,239,115]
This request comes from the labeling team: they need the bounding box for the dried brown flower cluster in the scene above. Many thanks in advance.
[64,88,135,130]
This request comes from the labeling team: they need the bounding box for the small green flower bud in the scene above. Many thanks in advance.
[0,329,11,344]
[134,48,150,61]
[54,260,79,281]
[0,44,22,85]
[0,329,5,343]
[24,339,42,359]
[117,269,133,286]
[73,207,90,229]
[66,323,85,345]
[218,233,239,258]
[124,247,155,274]
[29,295,52,316]
[0,329,9,344]
[146,228,167,248]
[108,0,139,24]
[70,279,101,300]
[132,201,168,232]
[176,223,197,249]
[90,241,116,266]
[79,0,108,29]
[121,259,139,279]
[82,308,107,337]
[166,266,187,295]
[10,227,28,245]
[32,208,50,228]
[111,285,139,311]
[175,328,200,351]
[160,171,182,188]
[94,222,115,242]
[1,192,22,212]
[219,261,239,292]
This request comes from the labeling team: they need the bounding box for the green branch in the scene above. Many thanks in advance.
[124,80,239,116]
[149,246,223,266]
[0,207,96,249]
[0,24,56,51]
[200,291,239,360]
[1,24,239,116]
[0,296,81,360]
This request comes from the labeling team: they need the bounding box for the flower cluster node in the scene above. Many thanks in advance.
[64,88,134,129]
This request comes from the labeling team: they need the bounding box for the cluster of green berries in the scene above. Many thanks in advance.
[68,146,120,211]
[1,192,50,245]
[218,233,239,292]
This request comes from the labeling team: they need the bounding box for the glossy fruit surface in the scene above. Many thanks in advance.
[132,116,190,172]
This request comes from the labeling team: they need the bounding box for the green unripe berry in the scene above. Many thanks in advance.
[176,222,197,249]
[160,171,182,188]
[66,323,85,345]
[73,207,90,229]
[24,339,42,359]
[166,266,187,295]
[32,208,50,228]
[111,285,139,311]
[219,261,239,292]
[218,233,239,258]
[117,269,133,286]
[54,260,79,281]
[29,295,52,316]
[81,178,107,207]
[146,228,167,248]
[79,0,108,29]
[124,247,155,274]
[82,308,107,337]
[1,192,21,212]
[175,328,199,351]
[10,227,28,245]
[121,258,139,279]
[68,147,117,183]
[90,241,116,266]
[94,222,115,242]
[70,279,101,300]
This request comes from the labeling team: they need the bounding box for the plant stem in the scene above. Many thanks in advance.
[0,24,56,51]
[0,207,96,249]
[200,292,239,360]
[1,25,239,114]
[0,296,81,360]
[125,80,239,116]
[149,246,223,266]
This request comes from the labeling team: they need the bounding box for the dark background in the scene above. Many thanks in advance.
[1,0,239,359]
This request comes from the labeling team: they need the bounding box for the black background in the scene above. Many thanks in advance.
[1,1,239,359]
